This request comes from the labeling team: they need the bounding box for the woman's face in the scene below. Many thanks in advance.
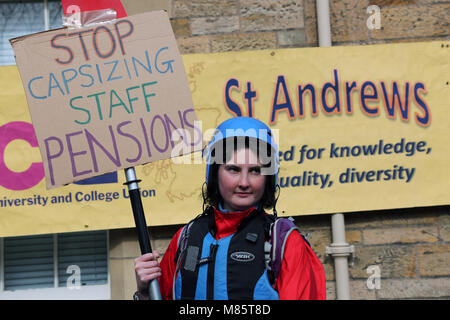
[218,147,266,212]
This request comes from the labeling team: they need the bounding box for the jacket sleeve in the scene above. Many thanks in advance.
[157,227,183,300]
[274,231,326,300]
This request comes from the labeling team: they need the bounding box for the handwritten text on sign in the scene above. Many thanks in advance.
[11,11,199,189]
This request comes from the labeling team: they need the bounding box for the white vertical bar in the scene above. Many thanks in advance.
[316,0,351,300]
[331,214,351,300]
[53,234,58,288]
[331,213,347,245]
[106,230,111,299]
[44,0,50,31]
[316,0,332,47]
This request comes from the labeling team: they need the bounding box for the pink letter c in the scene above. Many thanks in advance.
[0,121,44,190]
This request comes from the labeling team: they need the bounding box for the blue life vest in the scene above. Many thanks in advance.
[173,208,279,300]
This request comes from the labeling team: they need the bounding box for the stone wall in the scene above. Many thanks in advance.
[294,206,450,299]
[109,0,450,300]
[169,0,450,54]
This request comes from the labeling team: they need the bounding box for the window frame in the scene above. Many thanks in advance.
[0,231,110,300]
[0,0,61,65]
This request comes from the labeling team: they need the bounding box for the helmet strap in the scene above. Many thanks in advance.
[272,184,281,218]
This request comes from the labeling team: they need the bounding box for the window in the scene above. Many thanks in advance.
[0,0,62,65]
[57,231,109,288]
[0,1,110,299]
[0,230,110,299]
[3,234,54,290]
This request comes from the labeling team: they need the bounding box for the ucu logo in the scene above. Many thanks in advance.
[0,121,117,191]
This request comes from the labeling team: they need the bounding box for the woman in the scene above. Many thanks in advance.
[134,117,326,300]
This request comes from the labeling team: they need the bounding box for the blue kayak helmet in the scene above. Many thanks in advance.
[204,117,279,189]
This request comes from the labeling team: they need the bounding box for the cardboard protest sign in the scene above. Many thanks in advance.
[10,10,200,189]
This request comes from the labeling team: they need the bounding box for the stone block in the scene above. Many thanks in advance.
[277,29,306,47]
[191,16,240,35]
[329,0,370,43]
[350,279,377,300]
[419,0,450,3]
[323,260,335,281]
[110,258,137,300]
[350,245,416,279]
[304,0,318,45]
[109,228,141,259]
[328,279,378,300]
[170,18,191,37]
[377,278,450,299]
[345,208,438,229]
[176,36,211,54]
[173,0,238,18]
[370,4,450,39]
[363,226,439,245]
[346,229,362,244]
[326,281,336,300]
[211,32,276,52]
[240,0,304,32]
[438,212,450,242]
[417,244,450,277]
[369,0,418,5]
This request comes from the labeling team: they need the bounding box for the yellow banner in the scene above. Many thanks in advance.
[1,41,449,237]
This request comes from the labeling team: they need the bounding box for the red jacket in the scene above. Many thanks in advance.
[158,207,326,300]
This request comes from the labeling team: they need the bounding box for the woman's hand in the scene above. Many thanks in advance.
[134,251,162,299]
